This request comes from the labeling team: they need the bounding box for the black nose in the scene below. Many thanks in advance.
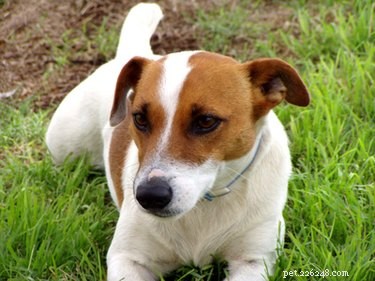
[136,178,173,211]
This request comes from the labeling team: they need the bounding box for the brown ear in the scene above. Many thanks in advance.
[110,57,150,126]
[244,58,310,117]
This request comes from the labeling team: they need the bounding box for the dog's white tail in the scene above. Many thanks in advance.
[115,3,163,61]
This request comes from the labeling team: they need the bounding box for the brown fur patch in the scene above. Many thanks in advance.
[128,58,166,164]
[163,52,257,163]
[109,119,131,207]
[242,58,310,120]
[110,57,152,126]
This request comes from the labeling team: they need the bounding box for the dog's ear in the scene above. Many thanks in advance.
[110,57,150,126]
[243,58,310,118]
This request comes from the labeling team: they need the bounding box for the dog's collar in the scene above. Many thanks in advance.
[204,133,263,201]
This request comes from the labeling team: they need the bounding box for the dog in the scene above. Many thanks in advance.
[46,3,309,281]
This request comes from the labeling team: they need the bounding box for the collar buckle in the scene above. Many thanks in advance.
[204,187,232,201]
[203,134,263,201]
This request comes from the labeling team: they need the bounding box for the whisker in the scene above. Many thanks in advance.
[214,166,251,189]
[123,162,139,170]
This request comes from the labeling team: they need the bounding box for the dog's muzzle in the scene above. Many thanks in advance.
[135,177,173,214]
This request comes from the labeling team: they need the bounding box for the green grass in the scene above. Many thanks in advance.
[47,17,119,69]
[0,100,117,280]
[1,0,374,280]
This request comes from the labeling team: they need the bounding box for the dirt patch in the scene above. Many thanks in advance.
[0,0,296,109]
[0,0,197,107]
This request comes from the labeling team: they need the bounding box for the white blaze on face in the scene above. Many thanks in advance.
[157,51,199,153]
[134,51,221,216]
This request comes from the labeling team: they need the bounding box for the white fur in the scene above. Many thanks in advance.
[107,111,290,281]
[47,3,293,281]
[156,51,198,153]
[116,3,163,61]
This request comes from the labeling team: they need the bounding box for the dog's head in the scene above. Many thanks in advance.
[110,51,309,217]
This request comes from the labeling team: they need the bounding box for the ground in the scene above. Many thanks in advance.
[0,0,295,109]
[0,0,197,107]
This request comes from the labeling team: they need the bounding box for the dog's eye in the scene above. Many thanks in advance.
[133,113,149,132]
[191,115,222,135]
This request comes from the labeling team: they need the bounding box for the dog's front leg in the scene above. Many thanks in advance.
[224,260,269,281]
[107,208,159,281]
[107,254,156,281]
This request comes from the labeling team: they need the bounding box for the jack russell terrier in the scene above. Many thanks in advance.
[46,3,309,281]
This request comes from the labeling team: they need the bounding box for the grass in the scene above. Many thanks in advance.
[48,17,119,68]
[0,100,116,280]
[1,0,374,280]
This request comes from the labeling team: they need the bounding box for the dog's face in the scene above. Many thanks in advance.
[110,51,309,217]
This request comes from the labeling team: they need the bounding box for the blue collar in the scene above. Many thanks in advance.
[204,134,263,201]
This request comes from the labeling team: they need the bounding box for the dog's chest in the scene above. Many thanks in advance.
[153,200,246,266]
